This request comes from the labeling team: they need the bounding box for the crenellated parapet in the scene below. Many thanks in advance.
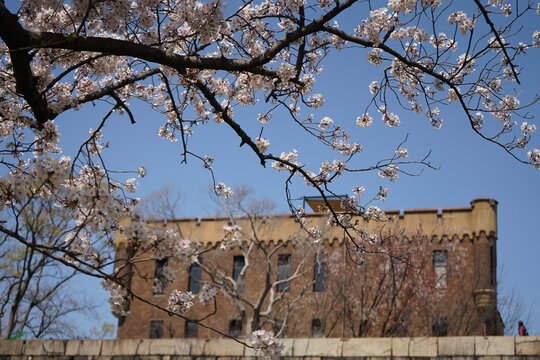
[113,198,498,249]
[115,197,497,247]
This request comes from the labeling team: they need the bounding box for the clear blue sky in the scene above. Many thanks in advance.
[4,0,539,337]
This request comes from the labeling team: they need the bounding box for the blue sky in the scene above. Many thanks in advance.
[4,0,540,337]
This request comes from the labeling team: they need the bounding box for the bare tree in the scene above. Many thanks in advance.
[135,186,323,337]
[497,265,535,335]
[205,188,323,336]
[308,225,481,337]
[136,185,185,222]
[0,198,96,339]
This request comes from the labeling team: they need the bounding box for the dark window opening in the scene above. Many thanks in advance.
[277,254,291,293]
[118,316,127,327]
[233,255,246,292]
[312,319,323,338]
[432,318,448,336]
[433,250,448,288]
[149,320,163,339]
[185,321,198,338]
[189,263,201,293]
[232,255,245,281]
[272,318,286,338]
[313,253,327,292]
[229,319,242,337]
[154,258,168,295]
[433,250,447,265]
[490,245,496,286]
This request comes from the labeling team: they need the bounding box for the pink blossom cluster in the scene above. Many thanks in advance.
[199,282,218,305]
[357,113,373,128]
[327,213,352,228]
[340,195,359,210]
[528,149,540,169]
[153,265,176,294]
[221,225,242,250]
[248,330,284,359]
[167,289,195,314]
[272,149,300,171]
[448,11,476,35]
[102,281,130,318]
[256,137,271,153]
[123,221,199,264]
[294,206,323,242]
[364,206,387,221]
[378,164,399,182]
[215,182,234,199]
[356,8,398,45]
[395,148,409,158]
[379,106,401,127]
[63,231,100,266]
[318,160,346,182]
[429,32,457,51]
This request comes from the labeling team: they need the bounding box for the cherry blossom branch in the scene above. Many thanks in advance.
[42,53,107,94]
[473,0,521,84]
[53,68,161,117]
[0,2,50,127]
[321,25,533,163]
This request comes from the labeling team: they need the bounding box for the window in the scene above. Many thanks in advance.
[185,321,198,338]
[433,250,447,288]
[313,253,327,292]
[432,318,448,336]
[189,263,201,293]
[312,319,323,338]
[232,255,246,291]
[153,258,168,295]
[277,254,291,293]
[490,245,496,286]
[149,320,163,338]
[272,318,286,337]
[229,319,242,337]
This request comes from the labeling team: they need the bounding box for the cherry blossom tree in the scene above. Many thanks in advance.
[308,224,480,337]
[0,0,538,351]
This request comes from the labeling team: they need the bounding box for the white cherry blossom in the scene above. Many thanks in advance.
[248,330,284,359]
[167,289,195,314]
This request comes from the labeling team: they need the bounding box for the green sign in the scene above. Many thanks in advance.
[8,331,27,339]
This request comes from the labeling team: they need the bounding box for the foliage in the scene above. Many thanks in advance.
[88,322,116,339]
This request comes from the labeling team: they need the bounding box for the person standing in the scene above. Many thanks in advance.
[518,321,529,336]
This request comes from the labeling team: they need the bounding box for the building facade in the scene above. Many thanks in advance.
[115,198,503,339]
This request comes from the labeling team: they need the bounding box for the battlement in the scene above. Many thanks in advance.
[116,198,497,246]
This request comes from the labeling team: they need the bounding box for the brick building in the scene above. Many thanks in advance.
[115,198,503,339]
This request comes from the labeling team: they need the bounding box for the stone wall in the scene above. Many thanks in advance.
[1,337,539,360]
